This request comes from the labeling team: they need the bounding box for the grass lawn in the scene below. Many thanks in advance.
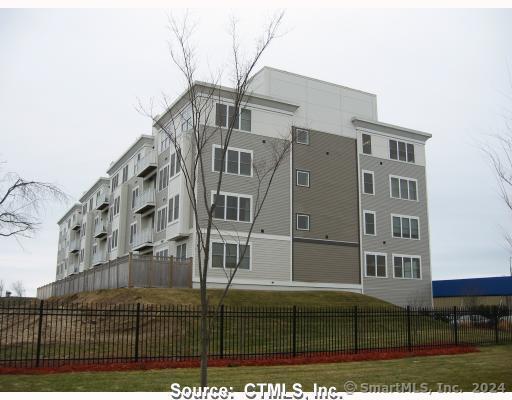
[1,345,511,392]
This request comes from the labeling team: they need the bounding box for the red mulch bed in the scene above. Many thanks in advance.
[0,345,478,375]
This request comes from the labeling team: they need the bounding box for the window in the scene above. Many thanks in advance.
[113,196,120,216]
[181,109,192,132]
[211,242,251,270]
[215,103,251,131]
[81,222,86,237]
[170,153,176,177]
[365,252,387,278]
[392,215,420,239]
[132,187,139,209]
[168,194,180,223]
[389,140,415,163]
[158,165,169,191]
[296,213,310,231]
[156,249,169,258]
[80,249,84,263]
[296,129,309,145]
[89,198,93,211]
[362,134,372,155]
[157,206,168,232]
[364,211,376,235]
[394,255,421,279]
[129,223,137,244]
[176,243,187,260]
[92,244,97,256]
[362,170,374,195]
[83,204,88,214]
[212,145,252,177]
[390,176,418,201]
[212,193,251,222]
[111,229,118,250]
[296,170,310,187]
[122,165,129,183]
[160,133,170,153]
[111,174,119,191]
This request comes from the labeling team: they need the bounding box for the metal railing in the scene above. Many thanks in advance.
[93,221,108,237]
[133,190,155,212]
[95,191,110,210]
[70,213,82,230]
[132,228,153,248]
[134,151,157,177]
[92,251,107,265]
[0,304,510,368]
[68,239,80,253]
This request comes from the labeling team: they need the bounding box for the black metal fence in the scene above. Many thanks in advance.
[1,300,511,368]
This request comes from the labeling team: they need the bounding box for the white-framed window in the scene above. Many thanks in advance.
[215,103,251,132]
[170,152,182,178]
[157,206,168,232]
[158,164,169,191]
[111,174,119,192]
[181,108,192,132]
[296,169,310,187]
[80,249,85,263]
[391,214,420,240]
[113,196,120,216]
[111,229,118,250]
[393,254,421,279]
[122,165,129,183]
[129,222,137,244]
[82,203,88,214]
[362,170,374,195]
[168,194,180,223]
[363,210,376,236]
[390,175,418,201]
[365,252,387,278]
[132,187,139,209]
[211,242,251,270]
[156,248,169,258]
[362,133,372,155]
[296,128,309,145]
[89,198,93,211]
[296,213,310,231]
[92,243,97,256]
[160,132,170,153]
[389,139,415,163]
[212,145,252,177]
[212,192,251,223]
[176,243,187,260]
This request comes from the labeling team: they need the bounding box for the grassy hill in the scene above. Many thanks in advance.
[52,287,395,308]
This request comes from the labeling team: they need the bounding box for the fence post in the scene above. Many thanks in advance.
[219,304,225,359]
[494,306,499,344]
[134,302,141,362]
[407,306,412,351]
[168,256,174,288]
[292,305,297,357]
[35,300,44,367]
[353,306,358,354]
[453,306,458,346]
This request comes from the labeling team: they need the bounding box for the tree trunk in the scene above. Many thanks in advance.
[199,282,209,387]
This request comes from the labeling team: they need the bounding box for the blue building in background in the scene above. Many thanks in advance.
[433,276,512,307]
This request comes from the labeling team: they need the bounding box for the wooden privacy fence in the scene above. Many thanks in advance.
[37,255,193,299]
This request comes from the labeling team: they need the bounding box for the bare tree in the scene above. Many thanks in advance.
[0,279,4,297]
[139,11,288,386]
[0,167,68,238]
[11,280,25,297]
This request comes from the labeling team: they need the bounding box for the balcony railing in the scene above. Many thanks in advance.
[134,151,157,178]
[133,189,156,214]
[68,239,80,254]
[93,222,108,239]
[95,192,110,211]
[92,251,107,266]
[132,228,154,252]
[70,213,82,231]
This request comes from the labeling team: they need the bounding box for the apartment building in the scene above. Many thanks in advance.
[54,67,432,307]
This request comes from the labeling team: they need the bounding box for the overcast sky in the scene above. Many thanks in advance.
[1,9,512,296]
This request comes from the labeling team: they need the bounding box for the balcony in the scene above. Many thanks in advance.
[93,222,108,239]
[70,213,82,231]
[133,189,156,214]
[68,239,80,254]
[95,193,110,211]
[92,251,107,266]
[134,151,157,178]
[132,228,154,252]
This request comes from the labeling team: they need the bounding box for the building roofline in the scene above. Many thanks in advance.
[153,80,299,128]
[106,135,154,176]
[249,66,378,98]
[352,117,432,140]
[57,203,81,225]
[78,177,110,203]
